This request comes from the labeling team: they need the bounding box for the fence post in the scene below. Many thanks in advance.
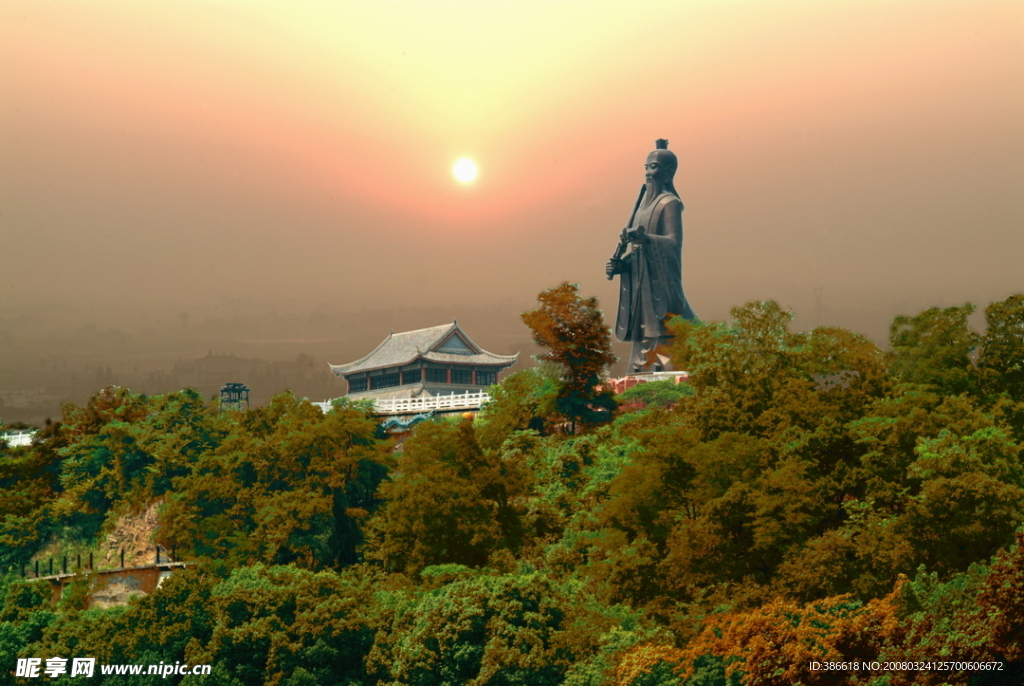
[120,549,125,568]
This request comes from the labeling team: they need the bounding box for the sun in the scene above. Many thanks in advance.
[453,158,478,184]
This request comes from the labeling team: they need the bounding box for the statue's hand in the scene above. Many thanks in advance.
[627,227,649,246]
[606,258,624,278]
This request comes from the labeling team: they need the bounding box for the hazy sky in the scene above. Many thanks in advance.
[2,0,1022,338]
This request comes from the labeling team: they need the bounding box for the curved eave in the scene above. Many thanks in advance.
[328,330,397,377]
[420,351,519,366]
[332,351,518,378]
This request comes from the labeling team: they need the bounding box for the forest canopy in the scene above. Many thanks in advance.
[1,291,1022,685]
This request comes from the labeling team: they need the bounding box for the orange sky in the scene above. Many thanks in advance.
[2,0,1022,339]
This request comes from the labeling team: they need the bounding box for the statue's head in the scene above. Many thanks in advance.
[645,139,678,195]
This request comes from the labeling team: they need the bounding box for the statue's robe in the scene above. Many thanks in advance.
[615,191,697,369]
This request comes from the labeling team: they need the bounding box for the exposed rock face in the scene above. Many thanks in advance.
[35,501,183,609]
[100,501,167,567]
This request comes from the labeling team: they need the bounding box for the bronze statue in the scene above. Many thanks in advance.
[606,139,697,372]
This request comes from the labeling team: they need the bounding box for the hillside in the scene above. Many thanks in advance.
[1,294,1022,685]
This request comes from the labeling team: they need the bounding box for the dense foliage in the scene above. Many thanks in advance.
[521,282,618,432]
[1,291,1022,685]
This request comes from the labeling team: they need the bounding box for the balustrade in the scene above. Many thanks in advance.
[313,390,490,415]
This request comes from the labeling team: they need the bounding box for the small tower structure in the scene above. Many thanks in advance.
[219,382,251,412]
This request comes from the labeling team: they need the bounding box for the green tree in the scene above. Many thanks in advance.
[667,301,889,442]
[0,422,65,568]
[365,420,530,574]
[889,304,979,396]
[978,293,1024,402]
[475,368,557,450]
[25,564,379,686]
[521,283,617,433]
[367,572,650,686]
[616,379,694,410]
[55,388,221,519]
[777,386,1023,602]
[0,577,57,683]
[902,426,1024,575]
[160,393,386,569]
[46,386,151,539]
[188,564,377,686]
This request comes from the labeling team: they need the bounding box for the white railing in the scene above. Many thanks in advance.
[1,430,37,447]
[626,371,690,382]
[376,390,490,414]
[313,390,491,416]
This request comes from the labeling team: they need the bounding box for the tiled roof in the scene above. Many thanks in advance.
[329,321,518,377]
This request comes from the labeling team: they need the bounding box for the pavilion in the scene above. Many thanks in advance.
[329,321,518,401]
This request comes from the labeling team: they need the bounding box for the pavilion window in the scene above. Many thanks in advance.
[348,378,368,393]
[451,369,472,384]
[476,371,496,386]
[426,368,447,383]
[372,372,401,390]
[402,369,422,385]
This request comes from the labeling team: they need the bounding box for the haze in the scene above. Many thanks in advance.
[2,0,1022,424]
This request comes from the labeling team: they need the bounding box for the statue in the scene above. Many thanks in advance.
[605,139,698,372]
